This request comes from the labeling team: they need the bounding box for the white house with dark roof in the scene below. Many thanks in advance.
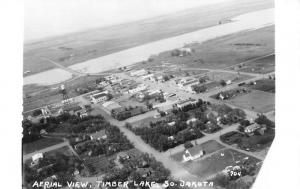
[182,148,205,162]
[89,130,107,140]
[90,92,109,104]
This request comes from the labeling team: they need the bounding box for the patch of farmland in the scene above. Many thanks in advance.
[227,90,275,113]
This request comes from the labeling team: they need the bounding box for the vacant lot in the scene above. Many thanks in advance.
[171,140,225,162]
[227,90,275,113]
[23,137,64,155]
[207,71,252,82]
[236,54,275,74]
[182,148,260,178]
[244,79,275,93]
[24,0,273,75]
[220,129,275,152]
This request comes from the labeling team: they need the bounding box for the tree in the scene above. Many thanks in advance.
[163,75,170,81]
[255,114,275,128]
[171,49,180,56]
[32,109,42,117]
[184,141,193,149]
[220,80,227,86]
[192,85,207,93]
[213,173,230,188]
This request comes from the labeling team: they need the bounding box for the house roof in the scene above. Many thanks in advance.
[245,123,265,132]
[184,146,203,157]
[32,153,43,162]
[89,130,106,139]
[177,98,197,106]
[92,93,108,99]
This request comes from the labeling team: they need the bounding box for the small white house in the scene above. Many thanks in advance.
[128,84,147,94]
[130,69,147,77]
[32,153,43,162]
[186,118,197,125]
[182,148,204,162]
[167,121,176,126]
[89,130,107,140]
[244,124,267,135]
[226,80,232,85]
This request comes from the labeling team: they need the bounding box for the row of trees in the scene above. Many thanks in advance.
[103,153,170,189]
[75,126,133,157]
[192,84,208,94]
[131,117,204,151]
[111,106,147,121]
[23,153,83,189]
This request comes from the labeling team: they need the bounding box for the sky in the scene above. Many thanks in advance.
[24,0,229,42]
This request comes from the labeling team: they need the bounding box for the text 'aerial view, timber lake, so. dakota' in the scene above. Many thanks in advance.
[23,0,275,188]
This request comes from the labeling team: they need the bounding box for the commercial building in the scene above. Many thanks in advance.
[176,98,197,109]
[90,92,109,104]
[130,69,148,77]
[128,84,147,94]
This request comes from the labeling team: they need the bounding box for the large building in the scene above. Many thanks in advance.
[176,98,197,109]
[130,69,148,77]
[90,92,109,104]
[128,84,147,94]
[178,78,199,88]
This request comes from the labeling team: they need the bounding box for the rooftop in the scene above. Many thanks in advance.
[89,130,107,140]
[92,93,108,99]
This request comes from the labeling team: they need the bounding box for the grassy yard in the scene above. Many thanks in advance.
[22,137,64,155]
[244,79,275,93]
[227,90,275,113]
[171,140,225,162]
[182,148,261,178]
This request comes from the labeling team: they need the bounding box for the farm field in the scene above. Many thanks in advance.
[22,137,64,155]
[181,148,260,179]
[24,0,273,76]
[206,71,252,82]
[227,90,275,113]
[171,140,225,162]
[235,54,275,74]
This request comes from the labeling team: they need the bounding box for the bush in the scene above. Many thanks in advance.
[184,141,194,149]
